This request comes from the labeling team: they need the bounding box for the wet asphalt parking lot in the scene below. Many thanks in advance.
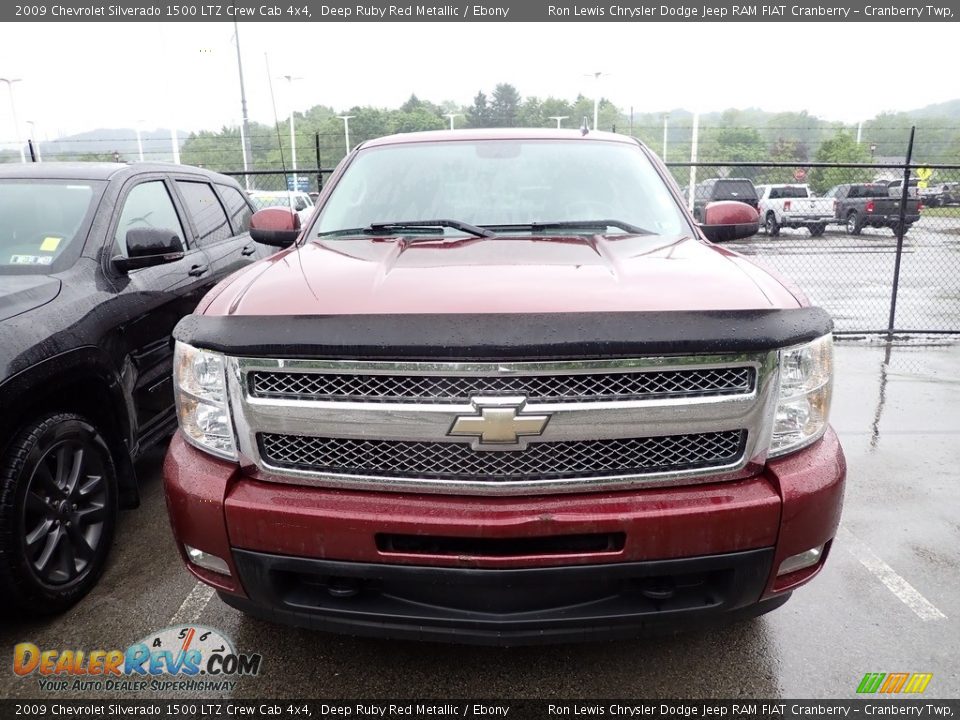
[2,338,958,700]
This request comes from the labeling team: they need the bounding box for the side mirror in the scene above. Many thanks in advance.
[112,228,185,272]
[250,207,301,248]
[699,201,760,243]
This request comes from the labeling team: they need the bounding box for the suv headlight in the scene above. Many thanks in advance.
[769,334,833,457]
[173,341,237,460]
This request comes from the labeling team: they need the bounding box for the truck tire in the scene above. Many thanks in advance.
[892,222,912,237]
[765,212,781,237]
[846,211,862,236]
[0,412,118,616]
[809,223,826,237]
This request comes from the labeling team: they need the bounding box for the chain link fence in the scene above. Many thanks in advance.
[669,161,960,335]
[225,160,960,336]
[3,130,958,336]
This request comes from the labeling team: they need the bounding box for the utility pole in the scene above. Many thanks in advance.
[233,21,253,189]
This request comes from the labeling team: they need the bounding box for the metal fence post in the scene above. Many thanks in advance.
[315,132,323,191]
[886,126,915,338]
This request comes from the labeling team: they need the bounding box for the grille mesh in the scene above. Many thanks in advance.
[250,367,754,404]
[258,430,746,482]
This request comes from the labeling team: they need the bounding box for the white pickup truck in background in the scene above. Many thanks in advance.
[756,184,836,237]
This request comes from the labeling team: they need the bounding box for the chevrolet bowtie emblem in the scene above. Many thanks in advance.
[448,396,549,448]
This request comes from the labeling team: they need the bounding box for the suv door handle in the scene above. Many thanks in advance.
[241,244,256,256]
[188,264,209,277]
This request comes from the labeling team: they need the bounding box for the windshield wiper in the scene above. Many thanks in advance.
[482,220,653,235]
[367,219,496,238]
[318,219,496,239]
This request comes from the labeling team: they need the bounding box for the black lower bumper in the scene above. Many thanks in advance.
[225,548,779,645]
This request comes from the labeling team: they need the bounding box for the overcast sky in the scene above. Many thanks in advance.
[0,21,955,145]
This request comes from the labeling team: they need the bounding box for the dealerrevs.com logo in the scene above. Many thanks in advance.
[13,625,262,693]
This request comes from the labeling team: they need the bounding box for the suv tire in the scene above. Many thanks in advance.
[0,413,118,616]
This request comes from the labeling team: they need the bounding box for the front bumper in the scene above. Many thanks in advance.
[221,548,779,644]
[163,428,845,642]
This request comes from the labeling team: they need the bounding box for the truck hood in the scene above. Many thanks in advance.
[204,234,801,316]
[0,275,62,322]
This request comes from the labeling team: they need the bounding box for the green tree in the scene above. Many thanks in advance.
[517,96,544,127]
[808,131,872,193]
[389,108,445,133]
[759,138,809,184]
[490,83,521,127]
[466,91,492,128]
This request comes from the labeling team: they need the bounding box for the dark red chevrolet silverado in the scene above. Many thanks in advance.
[164,129,845,644]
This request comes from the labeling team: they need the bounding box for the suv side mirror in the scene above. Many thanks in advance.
[699,201,760,243]
[250,207,301,248]
[112,228,185,272]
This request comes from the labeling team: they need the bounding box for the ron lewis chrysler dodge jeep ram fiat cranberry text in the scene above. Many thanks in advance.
[163,129,845,644]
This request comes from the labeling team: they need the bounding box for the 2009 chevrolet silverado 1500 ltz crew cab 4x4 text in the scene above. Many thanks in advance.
[164,130,845,645]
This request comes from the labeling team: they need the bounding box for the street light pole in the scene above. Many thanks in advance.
[548,116,569,129]
[279,75,303,190]
[444,113,460,130]
[0,78,26,164]
[26,120,40,162]
[584,72,605,130]
[338,115,354,156]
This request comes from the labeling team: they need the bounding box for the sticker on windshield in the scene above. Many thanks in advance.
[40,236,63,252]
[9,255,53,265]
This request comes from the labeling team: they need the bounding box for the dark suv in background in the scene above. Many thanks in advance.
[0,162,264,616]
[691,178,760,223]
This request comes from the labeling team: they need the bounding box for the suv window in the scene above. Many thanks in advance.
[176,180,232,246]
[714,180,757,200]
[218,184,254,234]
[114,181,186,257]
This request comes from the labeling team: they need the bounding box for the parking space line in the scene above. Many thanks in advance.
[168,582,216,626]
[838,528,947,622]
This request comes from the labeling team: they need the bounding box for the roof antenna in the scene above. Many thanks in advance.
[580,117,589,136]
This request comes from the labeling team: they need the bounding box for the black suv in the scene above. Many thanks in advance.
[0,162,264,615]
[691,178,760,223]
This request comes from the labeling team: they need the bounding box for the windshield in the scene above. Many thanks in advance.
[0,180,104,274]
[314,139,688,237]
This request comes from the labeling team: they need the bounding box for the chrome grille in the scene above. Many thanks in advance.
[258,430,747,482]
[250,366,755,404]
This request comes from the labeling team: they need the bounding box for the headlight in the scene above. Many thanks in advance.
[174,341,237,460]
[769,333,833,457]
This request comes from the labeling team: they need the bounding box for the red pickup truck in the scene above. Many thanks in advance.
[164,129,845,644]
